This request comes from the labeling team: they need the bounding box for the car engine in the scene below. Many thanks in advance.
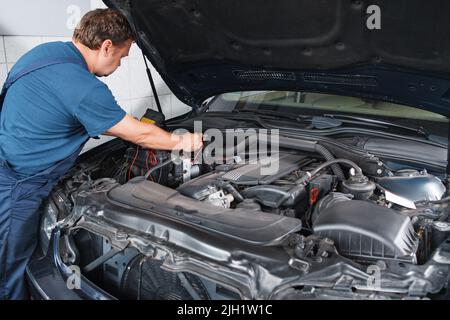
[104,137,448,266]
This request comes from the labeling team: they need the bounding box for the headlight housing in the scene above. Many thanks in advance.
[39,199,59,255]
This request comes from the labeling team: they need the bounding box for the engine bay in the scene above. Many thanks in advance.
[42,132,450,299]
[102,135,449,265]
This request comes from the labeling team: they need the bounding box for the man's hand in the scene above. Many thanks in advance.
[179,132,203,152]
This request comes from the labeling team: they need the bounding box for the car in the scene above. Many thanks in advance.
[26,0,450,300]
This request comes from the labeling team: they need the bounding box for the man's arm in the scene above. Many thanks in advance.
[105,114,202,151]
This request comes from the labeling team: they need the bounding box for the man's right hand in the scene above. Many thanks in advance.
[179,132,203,152]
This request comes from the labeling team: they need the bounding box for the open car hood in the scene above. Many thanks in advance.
[105,0,450,116]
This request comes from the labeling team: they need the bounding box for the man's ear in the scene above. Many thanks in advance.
[100,39,113,56]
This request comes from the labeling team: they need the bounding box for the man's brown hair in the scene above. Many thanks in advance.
[73,8,134,49]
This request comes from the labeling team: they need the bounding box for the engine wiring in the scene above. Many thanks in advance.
[127,146,140,181]
[126,147,161,182]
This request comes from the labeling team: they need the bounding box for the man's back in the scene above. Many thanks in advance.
[0,41,125,177]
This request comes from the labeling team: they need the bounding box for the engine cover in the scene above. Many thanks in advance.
[313,194,419,263]
[177,153,310,209]
[221,154,308,185]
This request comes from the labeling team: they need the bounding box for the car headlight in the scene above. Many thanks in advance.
[39,200,58,255]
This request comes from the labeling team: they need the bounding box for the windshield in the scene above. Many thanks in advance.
[208,91,449,137]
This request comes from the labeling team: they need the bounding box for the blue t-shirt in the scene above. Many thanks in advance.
[0,41,126,177]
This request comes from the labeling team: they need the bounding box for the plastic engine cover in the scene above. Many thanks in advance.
[313,196,419,263]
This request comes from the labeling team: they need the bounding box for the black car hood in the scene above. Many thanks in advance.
[105,0,450,116]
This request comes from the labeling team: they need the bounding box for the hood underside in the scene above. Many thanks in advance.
[105,0,450,116]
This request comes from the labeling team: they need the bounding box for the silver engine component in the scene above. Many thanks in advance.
[205,187,234,208]
[181,158,200,183]
[204,186,234,209]
[378,169,445,203]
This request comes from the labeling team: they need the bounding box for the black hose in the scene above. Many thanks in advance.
[314,144,345,180]
[297,158,363,185]
[260,135,344,179]
[215,181,244,203]
[416,196,450,206]
[241,185,291,207]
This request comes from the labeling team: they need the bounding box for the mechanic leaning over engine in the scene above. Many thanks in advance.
[0,9,203,300]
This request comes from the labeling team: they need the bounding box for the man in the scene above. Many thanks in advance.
[0,9,202,299]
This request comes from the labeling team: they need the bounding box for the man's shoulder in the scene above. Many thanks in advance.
[16,41,71,62]
[10,41,84,76]
[35,40,69,51]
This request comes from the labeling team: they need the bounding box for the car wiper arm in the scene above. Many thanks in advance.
[320,113,430,139]
[296,115,389,130]
[231,109,299,120]
[213,110,434,141]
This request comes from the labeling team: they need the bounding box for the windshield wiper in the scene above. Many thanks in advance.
[229,110,429,138]
[230,109,299,120]
[211,109,443,144]
[297,114,430,140]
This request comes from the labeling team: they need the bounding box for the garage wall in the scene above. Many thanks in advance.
[0,0,191,152]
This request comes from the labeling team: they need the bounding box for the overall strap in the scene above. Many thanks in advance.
[0,57,85,112]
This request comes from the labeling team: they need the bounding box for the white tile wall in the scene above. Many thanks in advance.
[131,96,154,119]
[4,36,43,63]
[128,57,172,98]
[172,95,192,118]
[129,43,143,60]
[117,99,132,116]
[128,58,154,99]
[149,64,172,95]
[0,63,7,86]
[0,36,5,63]
[152,94,172,119]
[90,0,107,10]
[6,62,14,73]
[99,59,131,101]
[41,36,72,44]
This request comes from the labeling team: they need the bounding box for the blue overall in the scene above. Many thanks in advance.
[0,58,86,299]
